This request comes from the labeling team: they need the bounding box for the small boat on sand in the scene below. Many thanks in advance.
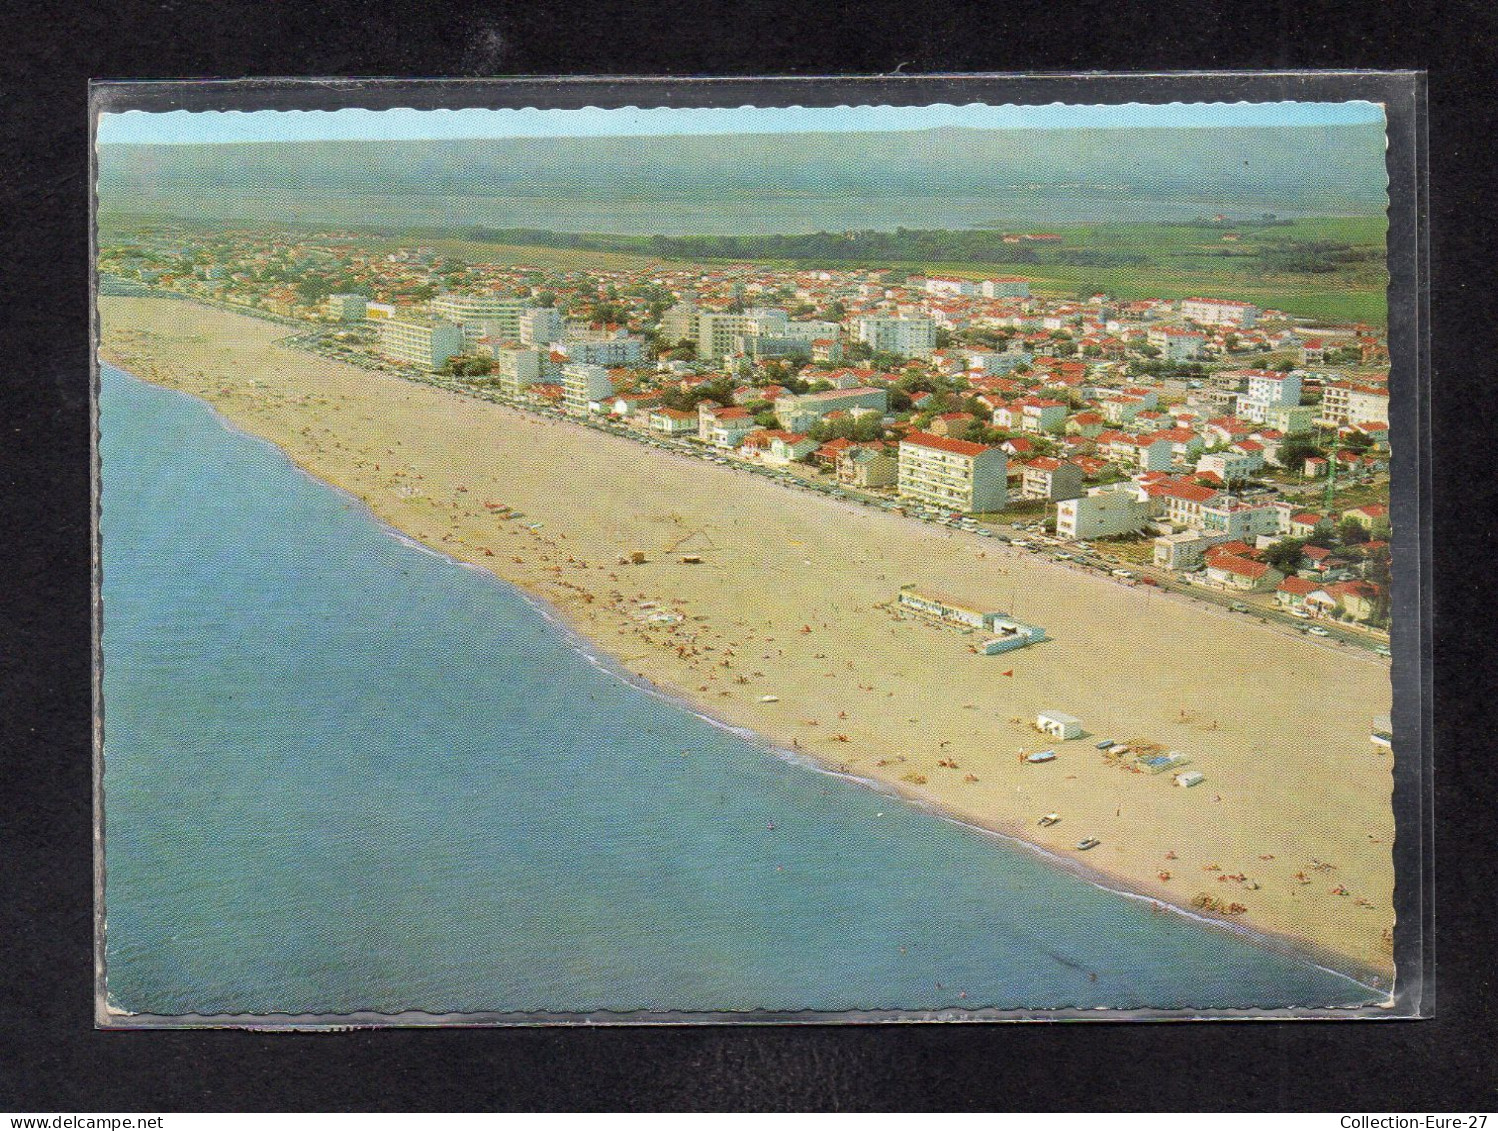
[1026,750,1057,764]
[1076,837,1101,851]
[759,695,780,703]
[1038,813,1061,827]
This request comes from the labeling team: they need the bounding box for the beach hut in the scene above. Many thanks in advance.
[1174,770,1205,788]
[1036,710,1083,740]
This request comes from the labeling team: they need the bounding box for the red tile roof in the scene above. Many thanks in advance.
[902,431,993,457]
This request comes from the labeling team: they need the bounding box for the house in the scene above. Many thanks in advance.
[1343,503,1390,532]
[1288,512,1329,539]
[699,404,757,448]
[1019,397,1069,434]
[1274,575,1321,611]
[766,431,817,466]
[1327,579,1383,623]
[1020,457,1085,501]
[1146,326,1206,360]
[837,444,899,488]
[814,437,856,469]
[929,411,976,438]
[1203,549,1284,592]
[648,407,699,436]
[1066,412,1106,438]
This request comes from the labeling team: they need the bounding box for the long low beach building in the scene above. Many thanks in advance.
[377,318,466,371]
[896,586,1046,653]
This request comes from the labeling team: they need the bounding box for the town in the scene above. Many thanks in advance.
[99,222,1393,652]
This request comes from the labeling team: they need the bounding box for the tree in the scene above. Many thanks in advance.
[1263,538,1307,575]
[1339,518,1370,546]
[1278,433,1324,470]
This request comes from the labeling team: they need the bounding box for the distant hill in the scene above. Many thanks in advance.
[96,124,1388,233]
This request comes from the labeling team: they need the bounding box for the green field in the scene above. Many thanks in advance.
[100,212,1389,327]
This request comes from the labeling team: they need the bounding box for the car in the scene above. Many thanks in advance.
[1308,626,1331,637]
[1374,644,1392,657]
[1010,539,1029,548]
[1110,569,1135,580]
[1289,608,1312,619]
[1054,553,1072,561]
[1229,601,1249,613]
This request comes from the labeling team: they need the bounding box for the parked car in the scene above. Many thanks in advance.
[1308,626,1331,637]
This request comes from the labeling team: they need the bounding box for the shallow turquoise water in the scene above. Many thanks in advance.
[99,364,1374,1016]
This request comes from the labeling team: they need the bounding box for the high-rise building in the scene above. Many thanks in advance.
[561,363,615,416]
[376,319,465,370]
[519,306,563,346]
[430,293,528,344]
[696,309,790,359]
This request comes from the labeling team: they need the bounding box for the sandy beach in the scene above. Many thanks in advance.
[98,296,1396,986]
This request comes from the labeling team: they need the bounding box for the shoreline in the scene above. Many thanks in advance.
[106,359,1389,998]
[96,297,1397,991]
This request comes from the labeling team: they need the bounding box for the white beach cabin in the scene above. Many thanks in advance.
[1036,710,1083,741]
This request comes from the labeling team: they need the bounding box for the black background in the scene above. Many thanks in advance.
[2,0,1494,1112]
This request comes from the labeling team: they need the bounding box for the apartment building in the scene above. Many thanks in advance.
[897,432,1007,513]
[518,306,563,346]
[560,363,615,416]
[430,293,528,344]
[493,345,543,396]
[1181,297,1260,328]
[376,318,465,370]
[854,316,937,360]
[1055,482,1153,540]
[1318,381,1391,428]
[695,309,790,359]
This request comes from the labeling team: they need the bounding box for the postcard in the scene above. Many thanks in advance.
[92,77,1424,1023]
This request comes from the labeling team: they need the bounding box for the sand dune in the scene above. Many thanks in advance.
[98,297,1396,986]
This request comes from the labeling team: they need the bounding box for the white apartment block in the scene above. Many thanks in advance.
[854,316,937,360]
[1181,297,1260,328]
[1318,382,1391,428]
[1147,326,1206,360]
[1056,483,1153,541]
[1262,403,1318,434]
[557,337,645,366]
[519,306,563,346]
[897,433,1007,513]
[696,309,790,359]
[1198,497,1281,541]
[323,293,367,321]
[924,277,978,297]
[1020,458,1085,501]
[980,277,1031,299]
[377,318,465,370]
[430,293,528,344]
[1195,450,1262,484]
[493,346,543,396]
[1238,371,1303,424]
[561,363,615,416]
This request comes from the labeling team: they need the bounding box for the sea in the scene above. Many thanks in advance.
[98,363,1378,1017]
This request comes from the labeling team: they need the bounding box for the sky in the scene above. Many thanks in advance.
[96,100,1385,145]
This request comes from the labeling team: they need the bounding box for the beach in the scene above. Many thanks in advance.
[98,296,1396,984]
